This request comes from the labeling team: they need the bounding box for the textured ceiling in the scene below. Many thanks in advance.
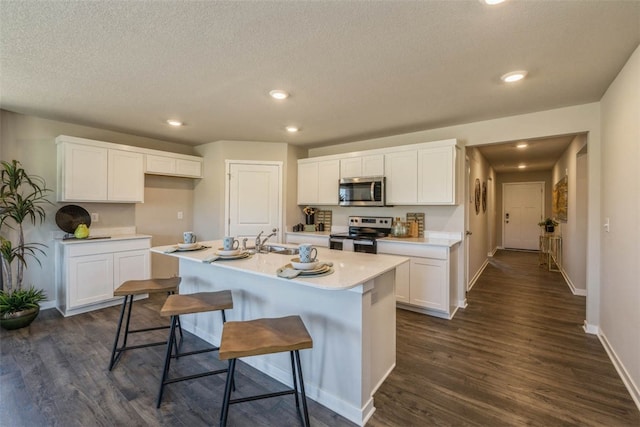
[1,1,639,150]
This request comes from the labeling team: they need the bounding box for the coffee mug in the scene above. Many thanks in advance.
[298,244,318,263]
[183,231,196,244]
[223,236,239,251]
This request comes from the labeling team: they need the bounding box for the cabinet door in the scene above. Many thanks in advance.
[394,260,410,303]
[176,159,202,177]
[409,257,448,311]
[60,143,108,201]
[361,154,384,177]
[297,162,319,205]
[108,150,144,202]
[68,254,114,308]
[113,250,150,290]
[340,157,362,179]
[146,154,176,175]
[418,146,456,204]
[384,151,418,204]
[317,160,340,204]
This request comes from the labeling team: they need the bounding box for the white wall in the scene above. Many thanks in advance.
[552,134,588,294]
[466,147,492,288]
[0,110,197,302]
[599,45,640,406]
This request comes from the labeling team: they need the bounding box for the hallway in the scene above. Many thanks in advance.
[369,250,639,426]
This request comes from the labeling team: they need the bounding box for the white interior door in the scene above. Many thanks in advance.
[503,182,544,250]
[226,161,282,241]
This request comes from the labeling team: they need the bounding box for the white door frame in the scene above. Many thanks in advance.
[501,181,545,249]
[224,160,283,241]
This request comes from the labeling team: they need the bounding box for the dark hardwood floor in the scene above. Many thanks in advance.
[1,250,638,426]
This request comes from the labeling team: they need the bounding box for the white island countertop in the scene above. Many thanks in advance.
[151,240,408,291]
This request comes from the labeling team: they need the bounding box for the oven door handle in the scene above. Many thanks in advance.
[353,239,374,246]
[330,237,346,243]
[370,181,375,202]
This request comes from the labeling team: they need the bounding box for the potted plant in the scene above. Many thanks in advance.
[538,217,559,233]
[0,160,51,330]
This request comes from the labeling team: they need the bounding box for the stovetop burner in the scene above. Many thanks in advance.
[330,216,393,240]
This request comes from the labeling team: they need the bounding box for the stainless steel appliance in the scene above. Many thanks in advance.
[338,176,385,207]
[329,216,393,254]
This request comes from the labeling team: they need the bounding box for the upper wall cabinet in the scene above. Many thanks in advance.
[340,154,384,178]
[297,159,340,205]
[57,140,144,203]
[56,135,203,203]
[384,150,418,204]
[145,153,203,178]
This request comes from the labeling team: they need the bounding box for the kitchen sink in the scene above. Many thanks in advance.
[264,245,299,255]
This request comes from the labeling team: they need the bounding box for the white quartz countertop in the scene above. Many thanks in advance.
[151,240,408,291]
[58,234,152,244]
[378,236,461,247]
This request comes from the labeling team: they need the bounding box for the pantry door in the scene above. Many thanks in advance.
[226,161,282,242]
[503,182,544,250]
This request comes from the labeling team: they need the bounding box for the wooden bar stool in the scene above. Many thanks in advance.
[218,315,313,427]
[156,290,234,408]
[109,277,182,371]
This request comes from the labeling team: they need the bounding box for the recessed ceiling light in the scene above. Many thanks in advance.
[285,126,299,133]
[501,70,528,83]
[269,90,289,100]
[516,142,528,149]
[481,0,506,5]
[518,164,527,169]
[166,119,183,127]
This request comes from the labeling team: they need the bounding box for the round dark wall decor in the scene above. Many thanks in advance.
[474,178,481,215]
[55,204,91,234]
[482,181,487,213]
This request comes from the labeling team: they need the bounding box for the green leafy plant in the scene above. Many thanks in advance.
[538,217,559,227]
[0,160,52,314]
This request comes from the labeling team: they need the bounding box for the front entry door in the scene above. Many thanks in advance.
[226,161,282,241]
[503,182,544,250]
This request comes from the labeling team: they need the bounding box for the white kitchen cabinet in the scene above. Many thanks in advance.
[384,150,418,204]
[378,240,458,319]
[340,154,384,178]
[145,153,203,178]
[108,149,145,202]
[417,144,458,205]
[285,232,330,248]
[297,159,340,205]
[56,237,151,317]
[56,137,144,203]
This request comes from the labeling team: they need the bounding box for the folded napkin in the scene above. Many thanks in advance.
[277,268,301,279]
[202,255,220,263]
[164,246,178,253]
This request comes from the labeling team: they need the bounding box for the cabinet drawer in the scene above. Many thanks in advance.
[377,241,448,259]
[65,238,151,257]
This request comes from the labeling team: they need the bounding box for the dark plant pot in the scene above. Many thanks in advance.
[0,306,40,330]
[305,214,315,225]
[545,225,555,233]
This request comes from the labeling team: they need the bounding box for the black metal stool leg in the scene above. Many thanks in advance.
[220,358,236,427]
[157,315,178,408]
[290,351,300,409]
[294,350,310,427]
[108,295,129,370]
[121,295,135,351]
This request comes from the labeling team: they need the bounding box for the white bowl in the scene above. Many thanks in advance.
[217,248,241,256]
[177,242,198,249]
[290,258,319,270]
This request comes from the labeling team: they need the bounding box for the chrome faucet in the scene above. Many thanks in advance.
[255,228,278,253]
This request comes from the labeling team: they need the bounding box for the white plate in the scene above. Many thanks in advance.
[283,263,330,275]
[217,248,241,256]
[178,242,199,249]
[290,258,319,270]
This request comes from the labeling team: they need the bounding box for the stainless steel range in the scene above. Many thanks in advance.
[329,216,393,254]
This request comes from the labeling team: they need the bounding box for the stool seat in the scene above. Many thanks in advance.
[161,291,233,317]
[219,315,313,360]
[114,277,181,297]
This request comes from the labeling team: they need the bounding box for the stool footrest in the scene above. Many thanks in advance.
[129,325,170,334]
[163,368,228,385]
[172,346,219,359]
[229,389,294,405]
[117,340,167,352]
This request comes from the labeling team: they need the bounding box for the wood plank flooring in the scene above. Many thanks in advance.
[1,250,638,426]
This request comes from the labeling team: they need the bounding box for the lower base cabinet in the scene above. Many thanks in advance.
[56,237,151,317]
[285,232,329,248]
[378,241,458,319]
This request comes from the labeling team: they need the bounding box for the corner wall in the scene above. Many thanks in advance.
[599,44,640,407]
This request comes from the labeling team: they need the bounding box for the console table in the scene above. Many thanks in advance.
[539,234,562,272]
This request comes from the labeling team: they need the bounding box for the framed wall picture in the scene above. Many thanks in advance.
[553,175,568,222]
[474,178,481,215]
[482,181,487,213]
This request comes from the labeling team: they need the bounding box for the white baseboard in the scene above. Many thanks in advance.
[583,320,599,335]
[488,247,498,257]
[40,300,57,311]
[560,268,587,296]
[458,298,468,309]
[598,329,640,411]
[468,259,489,291]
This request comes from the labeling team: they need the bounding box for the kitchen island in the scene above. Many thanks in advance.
[151,241,408,426]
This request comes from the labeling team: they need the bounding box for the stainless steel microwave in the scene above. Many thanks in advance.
[338,176,385,206]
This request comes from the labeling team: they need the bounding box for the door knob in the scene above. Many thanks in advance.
[465,230,472,236]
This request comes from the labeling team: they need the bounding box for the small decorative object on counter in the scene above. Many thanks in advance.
[74,223,89,239]
[302,206,316,225]
[390,217,408,237]
[538,217,559,233]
